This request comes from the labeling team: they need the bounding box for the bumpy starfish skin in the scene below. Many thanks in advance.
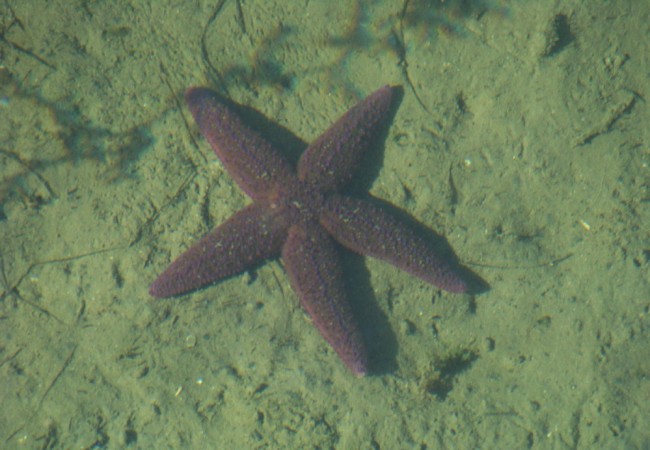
[150,85,467,376]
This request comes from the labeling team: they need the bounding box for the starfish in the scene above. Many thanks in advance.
[150,85,468,376]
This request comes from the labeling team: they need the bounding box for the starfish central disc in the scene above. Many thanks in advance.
[269,179,327,224]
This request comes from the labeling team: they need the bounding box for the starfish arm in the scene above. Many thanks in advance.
[150,203,288,298]
[185,88,295,201]
[282,222,368,376]
[321,196,468,293]
[297,85,394,193]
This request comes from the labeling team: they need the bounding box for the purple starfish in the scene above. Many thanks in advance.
[150,85,468,376]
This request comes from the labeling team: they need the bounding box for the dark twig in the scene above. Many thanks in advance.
[200,0,229,92]
[0,0,56,70]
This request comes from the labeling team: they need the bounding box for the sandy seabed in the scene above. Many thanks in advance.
[1,1,648,448]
